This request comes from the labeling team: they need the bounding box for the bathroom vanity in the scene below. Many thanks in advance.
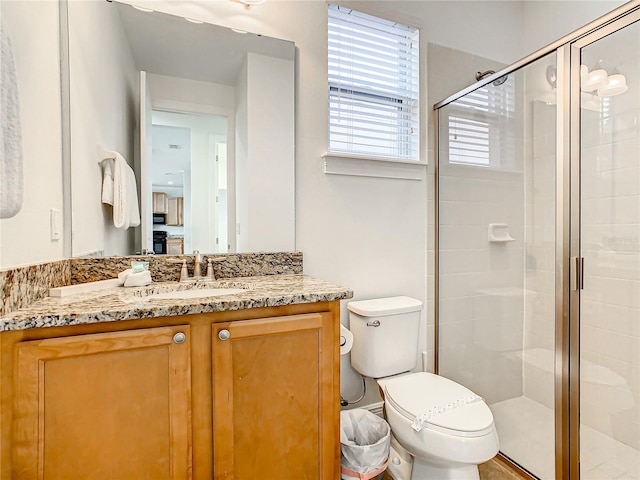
[0,273,352,479]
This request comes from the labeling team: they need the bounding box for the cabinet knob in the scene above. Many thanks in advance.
[218,329,231,341]
[173,332,186,344]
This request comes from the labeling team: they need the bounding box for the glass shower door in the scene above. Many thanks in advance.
[436,51,558,479]
[577,15,640,480]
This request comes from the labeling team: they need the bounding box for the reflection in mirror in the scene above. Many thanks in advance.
[150,111,228,255]
[68,0,295,257]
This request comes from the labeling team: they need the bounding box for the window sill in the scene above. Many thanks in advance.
[322,152,427,181]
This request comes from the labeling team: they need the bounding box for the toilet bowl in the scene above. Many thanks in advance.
[381,372,499,480]
[347,297,499,480]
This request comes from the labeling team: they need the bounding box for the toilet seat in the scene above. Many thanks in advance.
[384,372,495,438]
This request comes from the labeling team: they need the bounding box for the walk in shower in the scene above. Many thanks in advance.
[434,4,639,479]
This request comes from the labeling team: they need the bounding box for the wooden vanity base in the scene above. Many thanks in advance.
[0,301,341,480]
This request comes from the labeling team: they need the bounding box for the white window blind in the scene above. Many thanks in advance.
[328,4,419,161]
[446,78,516,167]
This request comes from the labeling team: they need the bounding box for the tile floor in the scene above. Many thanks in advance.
[491,396,640,480]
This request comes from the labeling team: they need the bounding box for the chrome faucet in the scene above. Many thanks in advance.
[170,253,224,282]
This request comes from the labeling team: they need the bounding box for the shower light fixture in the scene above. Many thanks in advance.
[238,0,266,5]
[546,66,557,89]
[185,18,204,24]
[598,74,628,97]
[582,68,608,92]
[580,65,628,97]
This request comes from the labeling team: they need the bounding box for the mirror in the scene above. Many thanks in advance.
[67,0,295,257]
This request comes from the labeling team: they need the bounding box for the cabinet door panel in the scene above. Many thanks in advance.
[153,192,167,213]
[13,326,192,480]
[166,197,183,226]
[212,313,337,480]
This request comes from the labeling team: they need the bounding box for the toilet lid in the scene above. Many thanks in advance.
[384,372,494,437]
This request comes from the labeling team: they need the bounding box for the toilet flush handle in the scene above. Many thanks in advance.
[366,320,381,327]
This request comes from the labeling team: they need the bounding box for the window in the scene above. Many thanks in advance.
[446,77,516,168]
[328,4,419,161]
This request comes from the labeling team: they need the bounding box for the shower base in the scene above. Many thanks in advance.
[491,396,639,480]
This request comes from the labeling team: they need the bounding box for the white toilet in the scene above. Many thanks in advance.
[348,296,499,480]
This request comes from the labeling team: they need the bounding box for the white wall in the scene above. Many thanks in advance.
[149,73,236,113]
[522,0,627,56]
[68,0,138,257]
[237,52,295,253]
[235,59,248,254]
[0,1,64,268]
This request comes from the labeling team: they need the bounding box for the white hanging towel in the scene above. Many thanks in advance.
[112,152,140,229]
[0,20,24,219]
[100,158,114,205]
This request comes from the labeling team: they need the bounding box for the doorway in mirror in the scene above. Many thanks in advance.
[150,111,229,255]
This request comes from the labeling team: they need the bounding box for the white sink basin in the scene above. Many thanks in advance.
[147,288,247,300]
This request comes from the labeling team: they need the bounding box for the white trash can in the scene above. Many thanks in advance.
[340,409,391,480]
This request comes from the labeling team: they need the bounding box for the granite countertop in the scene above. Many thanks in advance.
[0,275,353,332]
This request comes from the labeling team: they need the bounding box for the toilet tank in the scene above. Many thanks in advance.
[348,296,422,378]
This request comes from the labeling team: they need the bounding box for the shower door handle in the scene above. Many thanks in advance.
[571,257,584,291]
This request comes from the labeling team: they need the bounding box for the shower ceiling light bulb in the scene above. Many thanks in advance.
[598,74,628,97]
[582,69,608,92]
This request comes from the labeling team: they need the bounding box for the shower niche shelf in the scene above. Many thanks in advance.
[488,223,515,243]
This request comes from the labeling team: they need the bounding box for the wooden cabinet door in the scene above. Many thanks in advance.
[177,198,184,226]
[166,238,184,255]
[13,326,192,480]
[153,192,167,213]
[212,313,338,480]
[167,198,183,226]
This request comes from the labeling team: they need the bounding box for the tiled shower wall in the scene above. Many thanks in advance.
[433,44,527,405]
[579,74,640,449]
[522,58,557,411]
[438,165,526,405]
[426,43,509,377]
